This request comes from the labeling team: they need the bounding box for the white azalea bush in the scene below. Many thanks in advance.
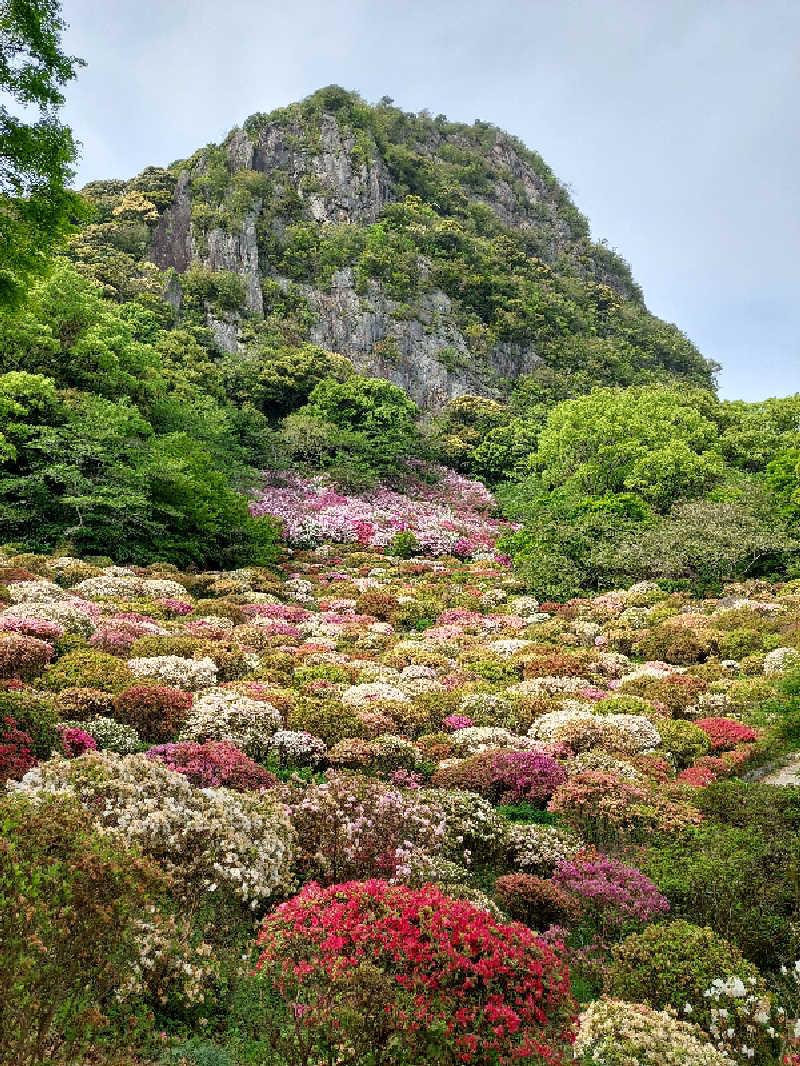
[10,752,294,908]
[128,654,217,690]
[179,688,282,760]
[574,997,732,1065]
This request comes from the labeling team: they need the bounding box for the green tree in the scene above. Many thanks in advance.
[533,384,724,510]
[1,0,86,305]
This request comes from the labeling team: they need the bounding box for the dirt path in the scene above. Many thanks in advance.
[762,756,800,786]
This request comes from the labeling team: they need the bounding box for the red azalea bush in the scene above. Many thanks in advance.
[146,740,277,791]
[695,717,758,750]
[254,879,576,1065]
[0,634,53,680]
[0,716,36,784]
[112,684,193,743]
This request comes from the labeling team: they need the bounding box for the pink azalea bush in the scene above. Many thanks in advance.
[146,740,277,791]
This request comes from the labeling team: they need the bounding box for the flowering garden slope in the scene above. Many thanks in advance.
[2,535,800,1064]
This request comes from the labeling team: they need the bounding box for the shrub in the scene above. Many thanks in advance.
[634,624,713,664]
[0,634,53,680]
[42,650,133,693]
[112,684,192,743]
[57,715,141,754]
[179,688,281,760]
[639,824,800,969]
[11,752,294,909]
[548,771,701,845]
[0,688,60,758]
[695,717,758,750]
[57,725,96,758]
[56,686,115,719]
[552,853,669,935]
[129,634,202,658]
[268,728,327,769]
[655,717,712,769]
[0,716,36,784]
[253,879,575,1065]
[432,749,566,806]
[146,740,277,791]
[605,920,764,1034]
[127,655,217,691]
[574,997,732,1066]
[494,872,581,929]
[619,674,707,717]
[0,793,164,1066]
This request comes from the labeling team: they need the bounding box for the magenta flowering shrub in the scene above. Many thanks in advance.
[488,750,568,805]
[146,740,277,791]
[443,714,473,731]
[58,726,97,758]
[553,853,669,931]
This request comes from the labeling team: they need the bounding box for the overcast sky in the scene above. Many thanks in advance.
[59,0,799,402]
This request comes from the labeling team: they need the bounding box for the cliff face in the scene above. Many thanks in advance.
[76,87,714,411]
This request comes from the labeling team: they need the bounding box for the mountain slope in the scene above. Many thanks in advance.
[71,86,715,411]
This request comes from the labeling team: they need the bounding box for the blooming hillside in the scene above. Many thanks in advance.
[2,540,800,1064]
[249,464,508,556]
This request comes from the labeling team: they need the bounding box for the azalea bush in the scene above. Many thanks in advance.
[252,879,576,1065]
[146,740,277,791]
[112,683,192,743]
[10,752,294,909]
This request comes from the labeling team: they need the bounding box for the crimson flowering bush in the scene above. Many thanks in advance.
[0,617,64,641]
[552,853,669,933]
[112,683,193,743]
[0,716,36,784]
[58,725,97,758]
[146,740,277,791]
[253,879,576,1065]
[695,717,758,750]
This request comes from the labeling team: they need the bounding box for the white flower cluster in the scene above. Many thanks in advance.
[72,574,145,600]
[341,681,410,706]
[2,599,96,636]
[128,655,217,691]
[6,580,67,603]
[565,751,642,781]
[12,753,294,908]
[449,726,542,756]
[701,975,780,1062]
[529,709,660,752]
[575,997,732,1065]
[485,638,533,659]
[507,823,582,875]
[179,688,282,760]
[511,676,593,697]
[764,647,800,676]
[58,715,141,754]
[269,729,327,767]
[141,578,190,600]
[416,786,508,867]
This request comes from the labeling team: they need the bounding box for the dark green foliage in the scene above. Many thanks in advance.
[0,0,87,306]
[640,824,800,969]
[0,793,163,1065]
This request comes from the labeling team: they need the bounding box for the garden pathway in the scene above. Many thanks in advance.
[762,755,800,786]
